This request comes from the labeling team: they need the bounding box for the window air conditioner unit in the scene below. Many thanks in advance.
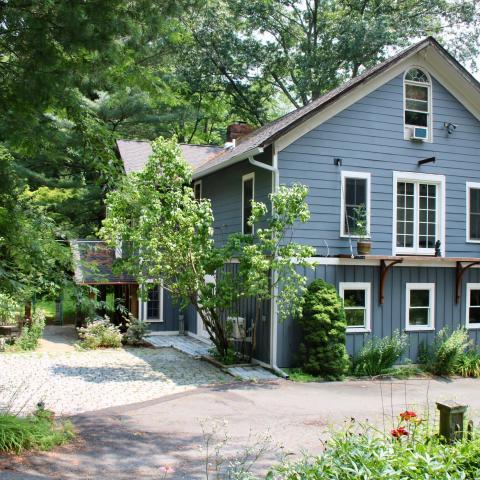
[410,126,428,141]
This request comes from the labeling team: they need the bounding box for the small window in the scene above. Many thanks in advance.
[193,180,202,201]
[404,67,431,140]
[145,285,163,322]
[339,282,371,332]
[340,171,371,237]
[466,284,480,329]
[467,182,480,242]
[242,173,254,234]
[406,283,435,331]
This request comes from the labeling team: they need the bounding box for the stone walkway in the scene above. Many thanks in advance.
[0,347,230,416]
[146,334,212,357]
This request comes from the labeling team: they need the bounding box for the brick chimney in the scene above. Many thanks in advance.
[226,122,253,142]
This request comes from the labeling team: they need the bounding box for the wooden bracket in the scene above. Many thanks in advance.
[455,261,480,304]
[380,258,403,304]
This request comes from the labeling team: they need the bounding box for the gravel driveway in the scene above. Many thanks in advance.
[0,347,230,415]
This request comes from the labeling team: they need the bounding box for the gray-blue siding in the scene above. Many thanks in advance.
[276,264,480,368]
[200,152,273,247]
[278,73,480,257]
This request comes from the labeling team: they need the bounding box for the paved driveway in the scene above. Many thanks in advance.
[2,377,480,479]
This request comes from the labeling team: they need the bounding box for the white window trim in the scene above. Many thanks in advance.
[405,282,435,331]
[242,172,255,234]
[392,171,446,256]
[340,171,371,239]
[466,182,480,243]
[466,283,480,330]
[403,66,433,143]
[140,283,164,323]
[193,179,203,200]
[339,282,371,333]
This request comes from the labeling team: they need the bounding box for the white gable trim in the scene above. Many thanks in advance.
[276,46,480,152]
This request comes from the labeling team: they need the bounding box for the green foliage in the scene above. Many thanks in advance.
[0,293,20,325]
[272,420,480,479]
[13,311,46,352]
[101,137,313,356]
[419,327,471,375]
[124,314,149,346]
[284,369,322,383]
[208,346,239,366]
[0,407,74,454]
[352,331,409,377]
[77,317,123,349]
[298,279,350,380]
[456,349,480,378]
[351,204,368,238]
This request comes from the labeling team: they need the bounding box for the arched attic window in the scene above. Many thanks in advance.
[404,67,432,141]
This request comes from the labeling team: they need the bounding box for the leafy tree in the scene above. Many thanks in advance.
[100,137,314,356]
[0,146,70,301]
[176,0,479,111]
[298,279,350,380]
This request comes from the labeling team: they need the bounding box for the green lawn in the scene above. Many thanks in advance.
[35,287,77,324]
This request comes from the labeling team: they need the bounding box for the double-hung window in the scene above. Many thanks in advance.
[340,171,371,237]
[404,67,432,141]
[143,284,163,322]
[339,282,371,332]
[467,182,480,242]
[466,284,480,329]
[242,173,255,234]
[393,172,445,255]
[405,283,435,331]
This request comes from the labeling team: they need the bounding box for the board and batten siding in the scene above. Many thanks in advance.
[278,73,480,257]
[200,149,273,247]
[276,264,480,368]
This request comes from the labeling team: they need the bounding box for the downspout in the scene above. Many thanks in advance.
[248,146,289,379]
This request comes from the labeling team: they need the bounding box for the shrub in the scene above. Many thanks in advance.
[0,293,20,325]
[123,314,148,345]
[0,406,74,454]
[272,414,480,479]
[419,327,471,375]
[352,330,408,376]
[14,310,46,351]
[456,349,480,378]
[298,279,349,380]
[77,316,123,349]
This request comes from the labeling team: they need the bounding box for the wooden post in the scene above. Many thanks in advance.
[436,401,468,442]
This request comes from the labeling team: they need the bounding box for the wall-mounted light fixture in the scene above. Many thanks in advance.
[334,157,342,166]
[444,122,457,135]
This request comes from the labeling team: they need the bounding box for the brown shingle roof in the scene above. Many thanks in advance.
[117,140,225,174]
[71,241,136,285]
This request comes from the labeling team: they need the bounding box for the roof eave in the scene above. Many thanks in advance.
[192,147,264,180]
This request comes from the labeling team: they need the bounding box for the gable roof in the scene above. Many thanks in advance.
[117,140,224,174]
[194,37,480,177]
[117,37,480,179]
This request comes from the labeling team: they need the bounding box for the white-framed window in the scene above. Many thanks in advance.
[393,172,445,255]
[339,282,371,332]
[405,283,435,331]
[466,182,480,243]
[466,283,480,329]
[340,171,371,238]
[141,284,163,322]
[193,180,203,201]
[404,67,432,141]
[242,173,255,234]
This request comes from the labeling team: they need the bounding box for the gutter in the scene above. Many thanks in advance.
[246,144,283,376]
[192,147,264,180]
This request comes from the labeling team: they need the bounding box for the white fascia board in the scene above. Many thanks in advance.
[276,47,480,153]
[192,147,264,180]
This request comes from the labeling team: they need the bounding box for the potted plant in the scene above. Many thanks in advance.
[352,204,371,255]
